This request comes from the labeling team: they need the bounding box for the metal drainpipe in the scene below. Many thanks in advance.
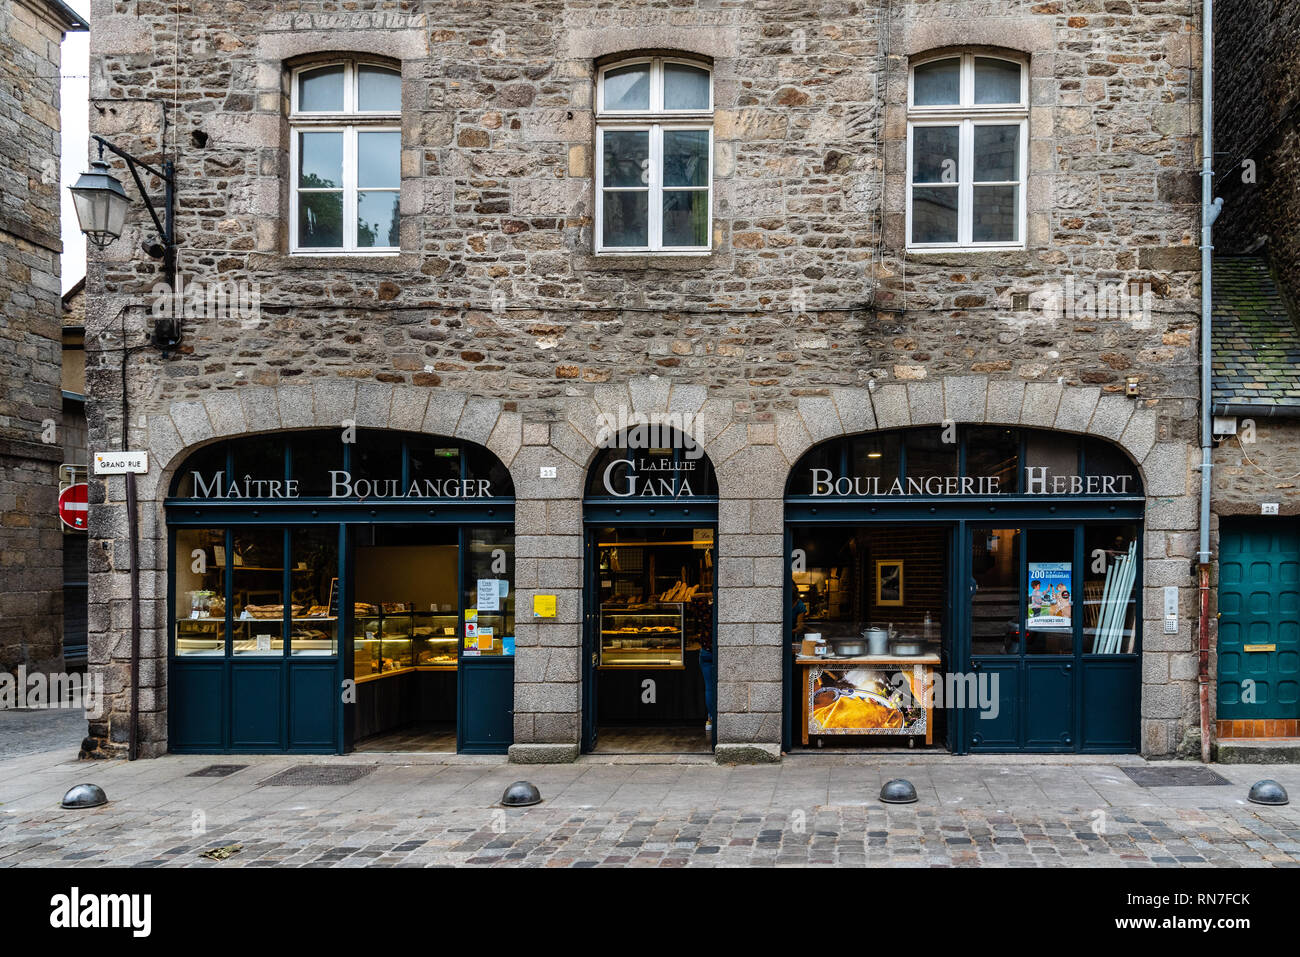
[1197,0,1221,765]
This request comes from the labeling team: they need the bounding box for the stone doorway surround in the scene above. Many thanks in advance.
[88,374,1192,761]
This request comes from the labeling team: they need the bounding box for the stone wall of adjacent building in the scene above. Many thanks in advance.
[1214,0,1300,296]
[0,0,78,677]
[84,0,1206,758]
[1212,420,1300,518]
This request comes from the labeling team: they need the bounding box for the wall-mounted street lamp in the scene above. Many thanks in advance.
[69,135,179,351]
[70,136,180,760]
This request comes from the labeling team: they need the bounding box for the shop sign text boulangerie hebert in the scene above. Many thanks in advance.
[807,467,1137,497]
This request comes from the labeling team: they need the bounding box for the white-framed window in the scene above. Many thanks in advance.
[289,59,401,254]
[906,52,1028,251]
[595,57,713,253]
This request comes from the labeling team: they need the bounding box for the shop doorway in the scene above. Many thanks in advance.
[584,525,717,753]
[581,428,718,754]
[348,525,460,751]
[345,522,516,754]
[965,522,1141,751]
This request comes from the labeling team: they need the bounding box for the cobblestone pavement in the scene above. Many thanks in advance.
[2,745,1298,867]
[0,706,87,759]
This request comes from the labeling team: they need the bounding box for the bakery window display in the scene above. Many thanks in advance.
[289,526,339,656]
[352,603,464,679]
[599,602,686,669]
[230,527,288,656]
[174,528,229,656]
[412,612,460,667]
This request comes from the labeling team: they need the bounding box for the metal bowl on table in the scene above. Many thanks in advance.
[890,639,924,656]
[832,639,866,657]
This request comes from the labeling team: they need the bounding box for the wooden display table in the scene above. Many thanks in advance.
[795,653,941,746]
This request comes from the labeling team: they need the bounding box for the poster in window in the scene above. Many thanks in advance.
[1027,561,1072,628]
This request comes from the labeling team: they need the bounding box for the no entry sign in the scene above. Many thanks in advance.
[58,482,88,531]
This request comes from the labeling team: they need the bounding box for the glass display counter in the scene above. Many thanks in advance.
[353,608,461,679]
[176,618,225,656]
[599,602,685,668]
[290,614,337,656]
[413,612,459,667]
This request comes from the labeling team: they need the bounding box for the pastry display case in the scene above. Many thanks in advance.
[229,600,292,655]
[599,602,685,669]
[413,611,459,667]
[175,618,225,655]
[354,605,462,678]
[290,611,337,656]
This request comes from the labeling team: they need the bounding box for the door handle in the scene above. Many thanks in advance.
[1063,662,1072,672]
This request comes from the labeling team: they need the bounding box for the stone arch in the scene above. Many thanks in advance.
[142,381,521,503]
[563,30,740,62]
[770,376,1182,500]
[256,30,428,64]
[896,19,1052,59]
[550,378,739,484]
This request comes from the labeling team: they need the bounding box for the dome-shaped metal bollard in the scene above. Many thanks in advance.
[60,783,108,809]
[879,778,918,804]
[1247,779,1290,806]
[500,780,542,807]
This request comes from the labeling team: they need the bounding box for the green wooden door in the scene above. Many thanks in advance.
[1217,519,1300,720]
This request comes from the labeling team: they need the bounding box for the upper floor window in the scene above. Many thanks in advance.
[595,57,713,253]
[289,59,401,253]
[907,53,1027,251]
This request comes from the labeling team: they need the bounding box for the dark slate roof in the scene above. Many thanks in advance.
[1212,256,1300,417]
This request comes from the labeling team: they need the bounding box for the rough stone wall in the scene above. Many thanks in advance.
[1213,421,1300,518]
[1214,0,1300,295]
[0,0,74,677]
[84,0,1205,757]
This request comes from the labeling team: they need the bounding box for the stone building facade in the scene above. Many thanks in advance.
[0,0,88,678]
[1213,0,1300,295]
[1208,3,1300,756]
[83,1,1206,760]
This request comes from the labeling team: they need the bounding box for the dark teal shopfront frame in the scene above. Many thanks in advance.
[167,502,515,754]
[783,498,1145,754]
[782,423,1148,755]
[166,431,516,756]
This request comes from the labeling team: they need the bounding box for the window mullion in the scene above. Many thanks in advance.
[345,126,357,251]
[1019,117,1028,245]
[650,124,663,250]
[290,130,299,250]
[959,120,973,245]
[595,126,604,249]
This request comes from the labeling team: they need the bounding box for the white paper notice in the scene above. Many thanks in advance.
[477,579,499,611]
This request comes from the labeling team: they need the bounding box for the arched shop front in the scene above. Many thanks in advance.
[582,430,719,754]
[165,429,515,754]
[784,426,1145,754]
